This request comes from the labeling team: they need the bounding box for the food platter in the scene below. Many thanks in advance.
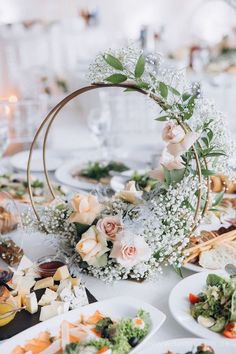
[0,296,166,354]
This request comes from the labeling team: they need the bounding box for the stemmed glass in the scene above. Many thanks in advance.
[87,92,111,160]
[0,107,9,159]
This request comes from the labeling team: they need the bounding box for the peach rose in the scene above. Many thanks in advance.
[149,150,185,182]
[167,131,199,157]
[75,226,109,267]
[115,181,143,204]
[68,194,102,225]
[110,231,151,268]
[96,216,123,241]
[162,122,185,144]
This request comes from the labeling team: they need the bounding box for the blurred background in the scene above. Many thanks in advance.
[0,0,236,159]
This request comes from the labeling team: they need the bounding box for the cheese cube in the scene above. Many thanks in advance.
[38,288,58,306]
[53,265,70,281]
[57,279,71,294]
[50,285,58,292]
[17,276,36,294]
[68,277,80,286]
[39,301,69,321]
[25,292,38,314]
[59,288,74,303]
[13,294,23,308]
[34,277,54,290]
[17,255,33,273]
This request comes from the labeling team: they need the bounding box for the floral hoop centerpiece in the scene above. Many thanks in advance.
[24,46,235,282]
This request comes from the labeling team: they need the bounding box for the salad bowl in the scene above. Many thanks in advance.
[169,270,236,343]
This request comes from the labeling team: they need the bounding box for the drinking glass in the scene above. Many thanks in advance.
[0,96,48,149]
[87,95,111,159]
[0,106,9,158]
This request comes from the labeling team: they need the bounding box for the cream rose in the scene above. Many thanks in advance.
[110,231,151,268]
[115,181,143,204]
[68,194,102,225]
[96,216,123,241]
[75,226,109,267]
[162,122,185,144]
[167,131,199,157]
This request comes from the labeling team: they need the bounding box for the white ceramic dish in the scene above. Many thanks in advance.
[169,270,234,343]
[10,149,62,172]
[55,159,99,190]
[141,337,236,354]
[55,160,141,191]
[0,296,166,353]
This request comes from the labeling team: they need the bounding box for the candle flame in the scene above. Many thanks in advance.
[8,95,18,103]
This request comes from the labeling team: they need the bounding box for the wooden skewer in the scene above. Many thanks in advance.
[183,229,236,255]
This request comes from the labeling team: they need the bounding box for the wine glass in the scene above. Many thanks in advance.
[0,105,9,159]
[87,99,111,160]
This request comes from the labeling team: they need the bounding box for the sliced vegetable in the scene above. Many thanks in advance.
[189,293,199,304]
[223,322,236,338]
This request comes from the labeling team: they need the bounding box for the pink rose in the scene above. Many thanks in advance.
[167,132,199,157]
[148,150,185,182]
[96,216,123,241]
[110,231,151,268]
[162,122,185,144]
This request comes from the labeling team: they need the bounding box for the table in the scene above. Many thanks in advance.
[0,152,196,346]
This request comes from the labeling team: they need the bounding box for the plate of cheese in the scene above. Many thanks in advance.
[0,256,96,340]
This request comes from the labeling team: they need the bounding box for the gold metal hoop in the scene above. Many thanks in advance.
[27,83,209,231]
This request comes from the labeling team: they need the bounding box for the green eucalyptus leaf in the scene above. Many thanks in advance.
[159,82,168,98]
[105,73,127,84]
[135,54,145,78]
[155,115,169,121]
[168,86,180,96]
[201,168,215,176]
[163,165,171,186]
[182,92,191,101]
[123,87,137,92]
[103,54,123,70]
[201,137,209,147]
[207,129,213,142]
[207,152,227,157]
[137,81,150,89]
[212,191,224,207]
[169,168,186,184]
[75,223,91,237]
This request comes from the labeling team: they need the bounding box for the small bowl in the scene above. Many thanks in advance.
[0,302,17,327]
[35,254,68,278]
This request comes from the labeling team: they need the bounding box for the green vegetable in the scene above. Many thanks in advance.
[96,317,113,333]
[230,290,236,322]
[62,343,80,354]
[206,274,226,287]
[80,161,129,181]
[210,317,225,332]
[130,172,157,191]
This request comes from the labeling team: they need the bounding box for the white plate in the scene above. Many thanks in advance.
[55,160,139,191]
[55,159,101,190]
[169,270,234,343]
[182,262,205,273]
[0,296,166,353]
[110,169,147,192]
[10,149,62,172]
[141,338,236,354]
